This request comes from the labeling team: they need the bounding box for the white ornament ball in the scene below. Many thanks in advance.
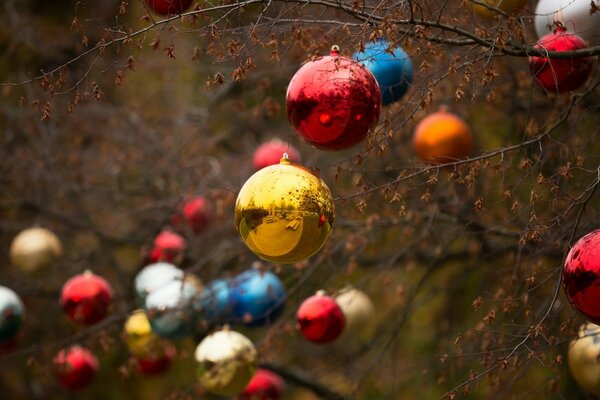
[134,262,184,305]
[535,0,600,44]
[568,322,600,395]
[334,287,376,345]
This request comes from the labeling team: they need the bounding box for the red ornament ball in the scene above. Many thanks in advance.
[60,271,113,325]
[564,229,600,323]
[296,292,345,344]
[252,139,301,170]
[240,369,286,400]
[286,46,381,151]
[148,230,186,264]
[53,346,99,390]
[172,196,212,235]
[136,344,176,376]
[529,27,593,94]
[144,0,193,15]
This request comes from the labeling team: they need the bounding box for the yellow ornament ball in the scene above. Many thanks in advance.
[10,227,62,272]
[234,155,335,264]
[195,328,257,397]
[473,0,526,19]
[568,323,600,395]
[123,310,165,358]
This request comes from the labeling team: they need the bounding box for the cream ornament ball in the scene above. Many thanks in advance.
[334,287,376,344]
[10,227,62,272]
[534,0,600,44]
[568,323,600,395]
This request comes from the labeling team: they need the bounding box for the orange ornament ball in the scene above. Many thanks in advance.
[412,107,473,165]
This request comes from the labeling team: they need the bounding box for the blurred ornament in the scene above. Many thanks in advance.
[144,0,193,15]
[9,227,62,272]
[136,343,176,376]
[53,346,98,390]
[195,328,257,397]
[172,196,213,235]
[0,286,25,343]
[412,106,473,164]
[240,369,286,400]
[134,262,184,305]
[297,291,345,344]
[286,45,381,150]
[353,40,413,106]
[145,275,203,339]
[253,139,301,170]
[529,27,593,94]
[568,322,600,395]
[60,271,113,325]
[535,0,600,44]
[200,279,234,323]
[148,230,186,265]
[230,268,286,327]
[124,310,166,358]
[235,155,335,264]
[473,0,526,19]
[334,287,376,344]
[563,229,600,323]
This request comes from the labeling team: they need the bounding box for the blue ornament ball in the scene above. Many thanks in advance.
[0,286,25,343]
[230,269,286,327]
[353,40,413,106]
[199,279,234,323]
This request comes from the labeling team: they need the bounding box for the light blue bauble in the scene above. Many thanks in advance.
[353,40,413,106]
[230,269,286,327]
[134,262,184,306]
[0,286,25,342]
[199,279,234,323]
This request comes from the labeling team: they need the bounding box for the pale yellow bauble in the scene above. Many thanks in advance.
[568,322,600,395]
[123,310,167,359]
[195,328,257,396]
[473,0,526,19]
[10,227,62,272]
[335,287,376,345]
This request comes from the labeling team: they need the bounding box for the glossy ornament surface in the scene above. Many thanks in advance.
[144,0,193,15]
[412,106,473,164]
[353,40,413,106]
[53,346,98,390]
[286,46,381,150]
[230,269,286,327]
[297,292,345,344]
[535,0,600,44]
[0,286,25,343]
[473,0,526,19]
[253,139,301,170]
[195,328,257,397]
[60,271,113,325]
[568,323,600,395]
[563,229,600,323]
[9,227,62,272]
[240,369,286,400]
[134,262,184,305]
[148,230,186,265]
[124,309,167,358]
[334,287,376,344]
[200,279,234,323]
[172,196,213,235]
[529,27,593,94]
[235,156,335,264]
[136,343,176,376]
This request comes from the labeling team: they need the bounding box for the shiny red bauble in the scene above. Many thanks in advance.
[286,46,381,151]
[252,139,301,170]
[60,271,113,325]
[296,292,345,344]
[529,27,593,94]
[144,0,193,15]
[564,229,600,323]
[240,369,286,400]
[136,344,176,376]
[53,346,99,390]
[148,230,186,264]
[172,196,212,235]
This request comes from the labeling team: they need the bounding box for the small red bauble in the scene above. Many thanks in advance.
[529,27,593,94]
[60,271,113,325]
[564,229,600,323]
[252,139,301,170]
[286,46,381,151]
[53,346,99,390]
[148,230,186,264]
[240,369,286,400]
[136,344,176,376]
[144,0,193,15]
[172,196,212,235]
[296,292,345,344]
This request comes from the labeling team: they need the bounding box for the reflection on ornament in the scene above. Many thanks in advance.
[148,230,186,265]
[241,369,286,400]
[53,346,98,390]
[136,343,176,376]
[563,229,600,323]
[529,27,593,94]
[253,139,301,170]
[353,40,413,106]
[297,291,345,344]
[200,279,234,323]
[412,106,473,164]
[286,45,381,150]
[9,227,62,272]
[195,328,257,397]
[144,0,193,15]
[535,0,600,44]
[60,271,113,325]
[568,323,600,395]
[134,262,184,305]
[334,287,376,345]
[473,0,526,19]
[235,156,335,264]
[230,268,286,327]
[172,196,213,235]
[0,286,25,343]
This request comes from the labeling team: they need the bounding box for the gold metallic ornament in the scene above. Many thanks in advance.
[568,322,600,395]
[234,155,335,264]
[195,328,257,397]
[124,310,166,358]
[10,227,62,272]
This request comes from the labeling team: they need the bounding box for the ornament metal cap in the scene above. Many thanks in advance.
[280,152,291,165]
[330,45,340,56]
[315,289,326,297]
